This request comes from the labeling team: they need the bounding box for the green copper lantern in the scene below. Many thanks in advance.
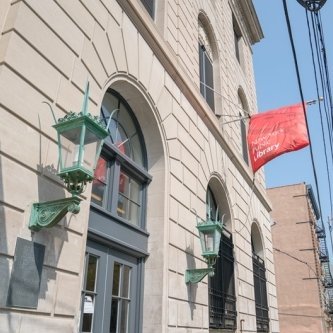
[197,218,222,262]
[29,82,109,231]
[185,210,223,284]
[54,97,108,196]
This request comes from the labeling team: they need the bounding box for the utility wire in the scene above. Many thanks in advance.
[311,11,333,148]
[306,9,333,217]
[310,10,333,218]
[274,247,318,277]
[282,0,324,224]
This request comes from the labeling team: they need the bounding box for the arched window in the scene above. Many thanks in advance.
[207,186,237,331]
[80,89,151,333]
[238,90,249,165]
[251,224,269,333]
[233,15,242,65]
[199,20,215,111]
[140,0,155,19]
[91,89,150,227]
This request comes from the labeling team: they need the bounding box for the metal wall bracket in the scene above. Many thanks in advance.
[185,267,214,284]
[29,196,82,232]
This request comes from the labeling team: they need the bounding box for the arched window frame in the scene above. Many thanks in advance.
[91,89,151,229]
[198,16,216,112]
[207,186,237,331]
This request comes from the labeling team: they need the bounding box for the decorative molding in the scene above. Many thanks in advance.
[117,0,271,212]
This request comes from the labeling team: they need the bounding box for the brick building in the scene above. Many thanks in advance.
[268,183,333,333]
[0,1,279,332]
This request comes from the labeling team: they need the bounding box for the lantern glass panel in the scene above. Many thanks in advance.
[82,127,101,172]
[59,124,102,175]
[213,228,222,254]
[204,231,215,253]
[59,127,83,171]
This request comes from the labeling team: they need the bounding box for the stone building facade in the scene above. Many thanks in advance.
[0,0,279,332]
[268,183,333,333]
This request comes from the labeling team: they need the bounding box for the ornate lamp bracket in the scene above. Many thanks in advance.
[185,267,215,284]
[185,256,217,284]
[29,196,82,232]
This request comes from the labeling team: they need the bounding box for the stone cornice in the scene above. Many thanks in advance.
[238,0,264,44]
[117,0,271,212]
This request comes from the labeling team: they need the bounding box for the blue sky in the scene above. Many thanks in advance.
[253,0,333,235]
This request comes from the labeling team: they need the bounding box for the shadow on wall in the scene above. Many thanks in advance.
[31,115,70,300]
[186,245,198,319]
[0,143,14,330]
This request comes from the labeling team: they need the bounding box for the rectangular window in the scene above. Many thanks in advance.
[240,115,249,165]
[199,44,215,111]
[140,0,155,19]
[117,169,141,226]
[233,17,241,63]
[234,27,241,63]
[110,262,132,333]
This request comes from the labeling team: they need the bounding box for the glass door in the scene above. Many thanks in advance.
[80,240,138,333]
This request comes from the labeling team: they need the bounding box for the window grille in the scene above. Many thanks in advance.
[209,229,237,331]
[253,253,269,333]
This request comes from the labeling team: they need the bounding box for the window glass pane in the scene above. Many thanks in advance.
[117,195,128,220]
[92,157,107,206]
[119,171,130,197]
[115,124,129,154]
[81,254,98,333]
[110,299,118,333]
[82,295,95,332]
[86,255,98,291]
[120,301,129,332]
[204,52,215,111]
[234,28,240,62]
[101,94,119,144]
[140,0,154,18]
[129,202,140,226]
[206,187,219,221]
[112,263,121,296]
[131,134,144,166]
[241,118,249,164]
[101,91,145,167]
[118,103,137,141]
[199,44,205,96]
[121,266,131,298]
[117,170,141,225]
[130,179,140,204]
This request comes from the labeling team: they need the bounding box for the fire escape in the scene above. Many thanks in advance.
[316,218,333,316]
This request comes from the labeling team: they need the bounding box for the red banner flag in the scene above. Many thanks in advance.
[247,103,309,173]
